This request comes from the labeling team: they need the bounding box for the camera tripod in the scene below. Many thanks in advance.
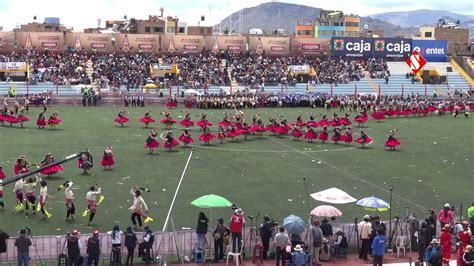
[27,229,44,266]
[242,215,260,258]
[346,218,360,252]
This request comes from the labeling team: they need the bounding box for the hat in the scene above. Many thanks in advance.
[430,239,439,244]
[363,215,370,220]
[444,203,450,208]
[235,208,243,214]
[323,238,329,244]
[19,229,27,235]
[71,229,79,235]
[466,245,473,251]
[218,218,224,224]
[93,230,99,236]
[333,227,342,234]
[294,244,303,251]
[443,224,451,230]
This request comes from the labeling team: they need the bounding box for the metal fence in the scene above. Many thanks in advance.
[0,221,407,264]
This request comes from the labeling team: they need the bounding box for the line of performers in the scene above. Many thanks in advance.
[1,103,63,129]
[140,111,402,153]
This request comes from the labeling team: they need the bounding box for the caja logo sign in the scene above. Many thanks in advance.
[332,38,345,51]
[373,38,411,58]
[374,40,385,52]
[331,38,372,57]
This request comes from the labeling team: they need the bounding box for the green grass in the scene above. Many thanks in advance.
[0,106,472,235]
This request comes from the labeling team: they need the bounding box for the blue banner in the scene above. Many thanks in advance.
[372,38,412,59]
[331,37,372,58]
[412,40,447,62]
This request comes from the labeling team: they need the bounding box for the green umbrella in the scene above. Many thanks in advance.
[191,194,232,208]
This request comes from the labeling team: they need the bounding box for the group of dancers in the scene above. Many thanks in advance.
[1,102,63,129]
[127,110,403,152]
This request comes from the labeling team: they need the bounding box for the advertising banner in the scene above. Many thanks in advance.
[204,36,247,54]
[290,38,330,56]
[160,35,204,54]
[249,37,289,56]
[412,40,447,62]
[331,37,372,58]
[66,33,113,53]
[288,65,311,74]
[0,32,14,54]
[115,34,159,53]
[0,62,28,72]
[372,38,412,59]
[15,32,64,52]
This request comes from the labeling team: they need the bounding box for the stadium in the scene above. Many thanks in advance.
[0,1,473,265]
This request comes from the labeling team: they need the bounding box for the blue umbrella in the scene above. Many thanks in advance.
[282,215,305,234]
[356,196,390,211]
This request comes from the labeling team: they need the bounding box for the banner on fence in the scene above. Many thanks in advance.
[15,32,64,51]
[66,33,113,53]
[331,37,373,58]
[115,34,159,53]
[249,37,290,56]
[160,35,204,54]
[290,38,329,56]
[412,40,447,62]
[204,36,247,54]
[373,38,412,59]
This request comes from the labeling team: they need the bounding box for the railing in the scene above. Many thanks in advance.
[450,59,474,86]
[0,221,407,263]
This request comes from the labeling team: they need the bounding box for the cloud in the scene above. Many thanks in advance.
[0,0,470,31]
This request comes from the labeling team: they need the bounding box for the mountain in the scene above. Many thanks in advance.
[368,9,474,27]
[215,2,321,34]
[214,2,417,37]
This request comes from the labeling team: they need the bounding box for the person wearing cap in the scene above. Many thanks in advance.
[425,239,442,266]
[311,220,323,264]
[14,228,31,266]
[67,229,82,266]
[371,228,385,266]
[438,203,454,229]
[358,215,372,261]
[124,226,138,265]
[259,215,273,260]
[409,212,420,252]
[229,208,245,253]
[291,244,307,266]
[463,245,474,265]
[427,209,438,241]
[213,218,230,262]
[468,202,474,233]
[86,230,100,266]
[440,224,452,264]
[138,226,154,263]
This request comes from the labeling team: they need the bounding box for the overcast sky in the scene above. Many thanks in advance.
[0,0,472,31]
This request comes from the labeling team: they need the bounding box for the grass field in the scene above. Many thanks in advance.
[0,106,472,235]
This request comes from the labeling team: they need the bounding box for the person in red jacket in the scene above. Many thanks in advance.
[229,208,245,253]
[440,224,452,264]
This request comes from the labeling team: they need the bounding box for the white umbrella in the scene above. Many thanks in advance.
[310,205,343,217]
[310,187,357,204]
[184,89,200,95]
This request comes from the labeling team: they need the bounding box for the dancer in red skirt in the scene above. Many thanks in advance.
[14,155,30,175]
[166,97,177,108]
[0,104,7,126]
[114,110,129,127]
[329,113,341,127]
[47,111,63,130]
[17,107,29,128]
[199,126,215,145]
[331,127,343,144]
[77,149,93,175]
[160,112,176,130]
[291,125,303,141]
[293,115,306,127]
[164,131,180,151]
[144,129,160,154]
[197,114,212,129]
[179,111,195,127]
[354,130,373,149]
[342,127,353,146]
[139,111,156,128]
[38,153,64,177]
[179,129,194,148]
[354,111,368,127]
[318,126,329,144]
[372,107,385,122]
[218,126,226,144]
[0,166,5,209]
[304,127,317,143]
[384,129,401,151]
[226,126,241,142]
[3,109,18,127]
[219,113,231,128]
[307,115,319,127]
[100,146,115,170]
[339,113,352,126]
[318,115,329,127]
[36,111,47,129]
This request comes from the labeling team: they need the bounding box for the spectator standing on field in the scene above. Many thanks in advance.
[86,230,100,266]
[438,203,454,229]
[0,229,9,264]
[358,215,372,261]
[229,208,245,253]
[124,226,138,265]
[196,212,209,249]
[14,229,32,266]
[274,227,290,266]
[371,229,385,266]
[311,220,323,265]
[67,229,82,266]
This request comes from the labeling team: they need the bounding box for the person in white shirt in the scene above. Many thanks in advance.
[129,187,149,230]
[23,177,38,216]
[64,181,75,221]
[358,215,372,260]
[109,225,123,248]
[38,179,50,220]
[85,185,101,226]
[13,178,26,210]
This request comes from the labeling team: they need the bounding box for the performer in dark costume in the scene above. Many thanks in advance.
[78,149,94,175]
[144,129,160,154]
[164,131,180,151]
[38,153,63,177]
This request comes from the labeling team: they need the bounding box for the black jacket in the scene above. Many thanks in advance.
[196,218,209,234]
[0,230,10,253]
